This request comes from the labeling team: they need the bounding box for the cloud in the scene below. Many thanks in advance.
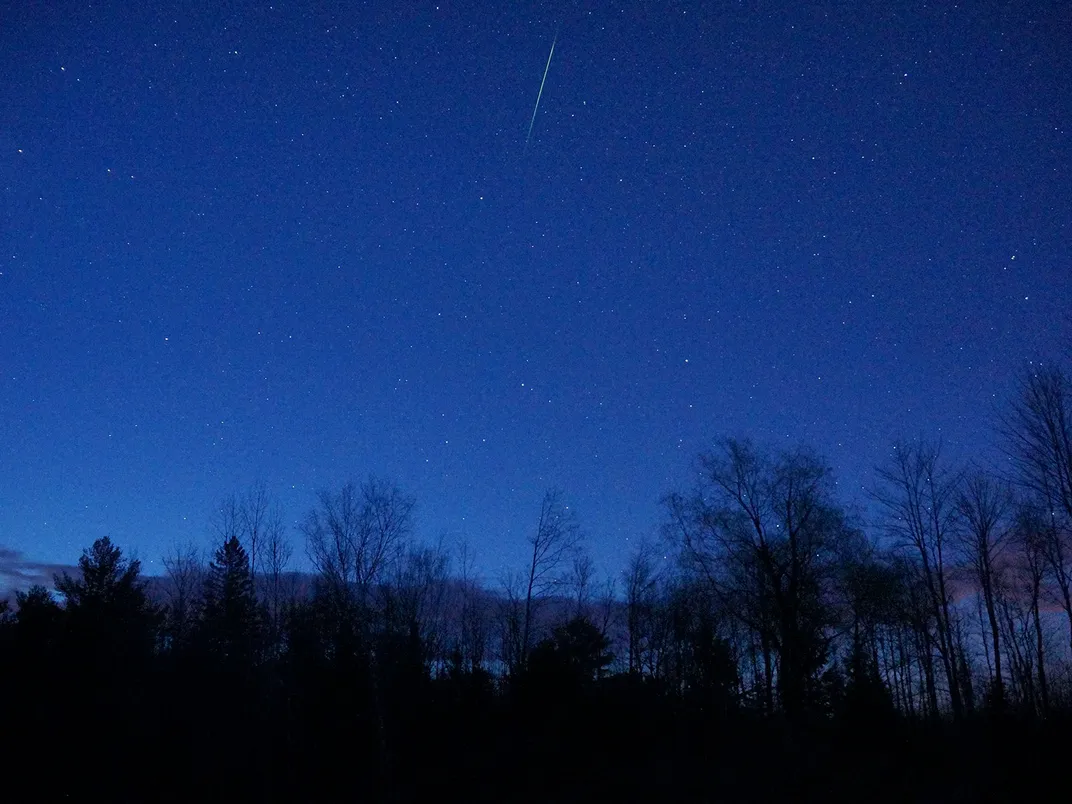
[0,547,74,602]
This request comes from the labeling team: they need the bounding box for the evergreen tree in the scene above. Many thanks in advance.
[51,538,161,797]
[13,585,63,644]
[6,584,64,680]
[200,535,259,668]
[3,586,65,786]
[839,638,895,726]
[55,536,160,669]
[528,615,615,685]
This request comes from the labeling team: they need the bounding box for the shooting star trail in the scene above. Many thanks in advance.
[525,33,557,150]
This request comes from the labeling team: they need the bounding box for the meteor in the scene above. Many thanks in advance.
[525,33,557,151]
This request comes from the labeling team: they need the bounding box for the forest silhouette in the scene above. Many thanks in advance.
[2,363,1070,802]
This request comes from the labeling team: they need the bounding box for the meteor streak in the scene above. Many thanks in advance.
[525,33,557,150]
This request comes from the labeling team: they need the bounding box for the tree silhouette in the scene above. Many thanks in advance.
[55,536,160,670]
[874,440,967,719]
[520,489,582,665]
[200,535,259,669]
[956,471,1013,711]
[624,539,661,676]
[665,439,854,718]
[161,540,203,655]
[1003,364,1072,657]
[10,410,1072,802]
[2,585,65,787]
[1012,504,1051,715]
[528,614,615,684]
[519,613,616,786]
[50,538,160,797]
[13,584,62,641]
[6,584,64,692]
[302,477,414,614]
[840,630,896,725]
[665,582,740,714]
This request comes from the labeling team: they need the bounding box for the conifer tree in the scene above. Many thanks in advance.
[200,535,259,668]
[55,536,160,669]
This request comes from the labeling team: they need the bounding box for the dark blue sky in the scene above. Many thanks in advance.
[2,0,1069,582]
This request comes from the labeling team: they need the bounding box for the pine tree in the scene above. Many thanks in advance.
[200,535,259,668]
[51,538,161,796]
[528,615,615,684]
[55,536,160,669]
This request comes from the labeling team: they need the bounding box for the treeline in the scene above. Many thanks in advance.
[2,364,1071,802]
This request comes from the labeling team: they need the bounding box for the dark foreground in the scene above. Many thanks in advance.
[3,535,1066,802]
[3,666,1065,803]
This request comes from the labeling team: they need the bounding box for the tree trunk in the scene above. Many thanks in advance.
[981,582,1004,708]
[1032,596,1049,716]
[761,632,774,715]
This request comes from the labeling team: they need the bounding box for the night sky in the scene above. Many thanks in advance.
[2,1,1069,582]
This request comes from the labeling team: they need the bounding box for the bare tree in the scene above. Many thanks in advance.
[624,538,661,674]
[209,483,286,607]
[666,438,854,717]
[874,440,966,719]
[361,477,417,587]
[836,539,913,711]
[452,538,489,673]
[261,516,293,655]
[240,483,277,597]
[299,476,414,785]
[161,541,203,652]
[302,477,414,612]
[210,495,244,566]
[520,488,582,664]
[871,553,934,719]
[381,539,451,674]
[497,569,527,676]
[956,470,1013,708]
[1004,365,1072,520]
[570,550,595,619]
[1011,504,1051,714]
[593,573,618,645]
[1003,365,1072,654]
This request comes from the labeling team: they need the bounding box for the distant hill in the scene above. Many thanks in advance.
[0,547,74,603]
